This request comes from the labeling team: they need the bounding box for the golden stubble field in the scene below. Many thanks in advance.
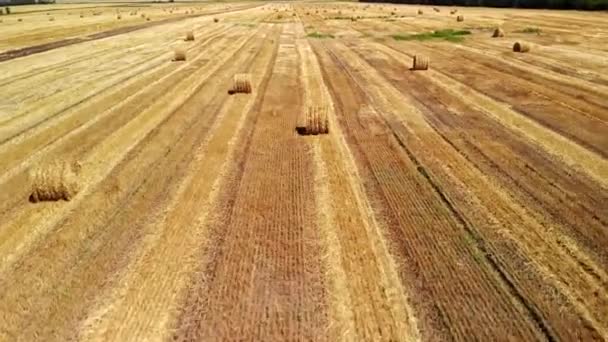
[0,1,607,341]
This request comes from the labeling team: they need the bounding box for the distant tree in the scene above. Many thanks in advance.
[360,0,608,9]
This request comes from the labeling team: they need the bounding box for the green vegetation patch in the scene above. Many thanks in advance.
[307,32,335,39]
[517,27,542,34]
[391,29,471,42]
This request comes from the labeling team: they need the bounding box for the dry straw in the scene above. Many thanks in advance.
[412,55,429,70]
[513,41,530,52]
[29,161,81,203]
[173,48,186,61]
[229,74,252,94]
[492,27,505,37]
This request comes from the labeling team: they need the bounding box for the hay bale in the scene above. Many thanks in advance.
[513,41,530,52]
[49,17,55,21]
[229,74,252,94]
[450,9,458,14]
[298,106,329,135]
[492,27,505,37]
[185,31,195,41]
[117,14,121,20]
[173,48,186,61]
[456,15,464,22]
[418,9,423,15]
[433,7,440,12]
[5,7,10,15]
[29,161,81,203]
[213,17,219,23]
[412,55,429,70]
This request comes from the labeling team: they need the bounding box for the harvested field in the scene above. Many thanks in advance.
[0,2,607,341]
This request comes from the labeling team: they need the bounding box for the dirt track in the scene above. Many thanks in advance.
[0,2,607,341]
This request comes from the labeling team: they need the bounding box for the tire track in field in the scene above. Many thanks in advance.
[0,24,270,342]
[334,41,607,340]
[312,39,545,341]
[172,24,329,341]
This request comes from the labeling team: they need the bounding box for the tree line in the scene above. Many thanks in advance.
[360,0,608,10]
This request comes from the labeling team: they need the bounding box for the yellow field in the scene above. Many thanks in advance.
[0,2,607,340]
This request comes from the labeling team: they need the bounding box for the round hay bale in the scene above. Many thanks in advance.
[213,17,219,23]
[173,48,186,61]
[299,107,329,135]
[418,9,423,15]
[117,15,121,20]
[29,161,81,203]
[146,17,151,21]
[49,17,55,21]
[433,7,440,12]
[17,18,22,22]
[229,74,252,94]
[492,27,505,37]
[185,31,195,41]
[412,55,429,71]
[456,15,464,22]
[513,41,530,53]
